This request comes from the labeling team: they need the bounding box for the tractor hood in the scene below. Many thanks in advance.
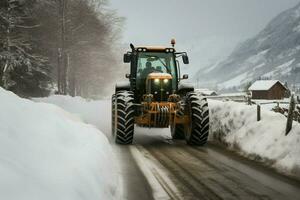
[146,72,173,102]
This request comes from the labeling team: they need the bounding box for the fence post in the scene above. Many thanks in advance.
[257,104,261,121]
[286,94,295,136]
[247,95,252,105]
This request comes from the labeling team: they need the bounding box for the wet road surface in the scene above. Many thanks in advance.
[108,128,300,200]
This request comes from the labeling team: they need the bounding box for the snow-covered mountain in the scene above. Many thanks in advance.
[179,36,242,77]
[195,2,300,90]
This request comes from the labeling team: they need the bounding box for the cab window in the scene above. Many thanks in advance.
[136,52,177,90]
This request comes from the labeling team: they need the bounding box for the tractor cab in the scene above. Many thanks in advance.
[123,42,190,103]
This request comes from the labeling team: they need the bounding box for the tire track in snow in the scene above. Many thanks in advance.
[130,145,182,200]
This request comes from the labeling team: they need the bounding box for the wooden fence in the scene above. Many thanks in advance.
[205,93,299,135]
[254,95,299,135]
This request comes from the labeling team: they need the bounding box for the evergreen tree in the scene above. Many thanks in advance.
[244,81,252,92]
[0,0,122,97]
[0,0,50,97]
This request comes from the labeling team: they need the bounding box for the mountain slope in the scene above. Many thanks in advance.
[196,2,300,90]
[181,36,242,77]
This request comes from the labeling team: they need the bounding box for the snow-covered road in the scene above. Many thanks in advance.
[35,96,300,200]
[130,130,300,200]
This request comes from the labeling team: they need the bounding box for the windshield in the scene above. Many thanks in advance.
[136,52,177,90]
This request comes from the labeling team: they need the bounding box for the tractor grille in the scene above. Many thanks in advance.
[151,104,170,127]
[136,102,178,128]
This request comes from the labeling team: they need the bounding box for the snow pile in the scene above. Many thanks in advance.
[34,96,110,134]
[209,100,300,177]
[0,88,118,200]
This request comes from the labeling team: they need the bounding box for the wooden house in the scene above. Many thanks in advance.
[249,80,287,100]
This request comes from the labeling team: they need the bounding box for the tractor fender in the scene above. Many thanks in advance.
[178,81,194,96]
[115,81,131,92]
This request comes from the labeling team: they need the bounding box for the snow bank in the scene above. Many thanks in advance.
[209,100,300,178]
[0,88,118,200]
[34,96,110,134]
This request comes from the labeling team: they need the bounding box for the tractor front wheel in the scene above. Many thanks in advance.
[185,92,209,145]
[114,91,135,144]
[111,94,116,135]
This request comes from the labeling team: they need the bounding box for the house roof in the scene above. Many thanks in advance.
[249,80,286,91]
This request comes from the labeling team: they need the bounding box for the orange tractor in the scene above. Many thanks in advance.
[112,40,209,145]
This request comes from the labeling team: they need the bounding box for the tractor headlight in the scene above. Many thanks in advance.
[154,79,160,84]
[163,79,169,84]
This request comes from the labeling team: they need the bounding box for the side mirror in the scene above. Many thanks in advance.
[182,54,189,64]
[182,74,189,79]
[123,53,131,63]
[125,74,131,79]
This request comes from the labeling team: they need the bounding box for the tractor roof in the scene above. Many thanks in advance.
[135,46,175,52]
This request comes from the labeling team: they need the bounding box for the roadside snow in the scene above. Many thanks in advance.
[209,100,300,178]
[34,96,110,134]
[0,88,118,200]
[35,95,300,181]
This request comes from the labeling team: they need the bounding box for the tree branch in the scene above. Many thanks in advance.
[15,24,41,29]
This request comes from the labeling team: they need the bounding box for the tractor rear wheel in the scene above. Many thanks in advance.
[114,91,135,144]
[185,92,209,145]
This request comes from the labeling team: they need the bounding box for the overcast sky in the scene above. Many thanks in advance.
[109,0,300,46]
[109,0,300,74]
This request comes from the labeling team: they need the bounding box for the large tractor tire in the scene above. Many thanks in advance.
[170,103,185,139]
[185,92,209,145]
[111,94,116,135]
[114,91,135,144]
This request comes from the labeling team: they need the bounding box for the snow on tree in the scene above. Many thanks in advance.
[0,0,123,97]
[0,0,50,96]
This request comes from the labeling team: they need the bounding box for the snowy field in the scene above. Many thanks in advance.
[0,88,119,200]
[252,99,291,111]
[209,100,300,178]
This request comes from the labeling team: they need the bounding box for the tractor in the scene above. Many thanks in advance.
[111,39,209,145]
